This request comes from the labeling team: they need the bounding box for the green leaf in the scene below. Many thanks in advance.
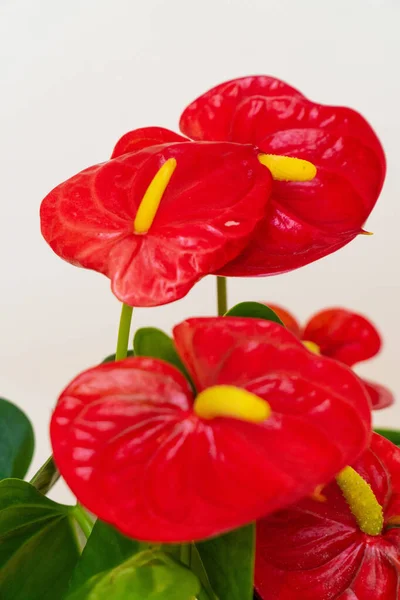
[375,428,400,445]
[190,544,218,600]
[0,397,34,479]
[0,479,80,600]
[225,302,284,325]
[66,549,200,600]
[102,350,134,363]
[68,519,146,593]
[196,524,255,600]
[133,327,190,380]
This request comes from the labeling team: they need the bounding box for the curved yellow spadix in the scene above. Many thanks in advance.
[133,158,177,234]
[302,340,321,355]
[258,154,317,182]
[193,385,271,423]
[336,466,383,536]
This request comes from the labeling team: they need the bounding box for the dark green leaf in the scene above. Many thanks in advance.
[225,302,284,325]
[0,479,80,600]
[0,397,34,479]
[196,524,255,600]
[198,589,213,600]
[68,519,146,593]
[102,350,134,363]
[190,544,218,600]
[134,327,190,380]
[375,428,400,446]
[66,549,200,600]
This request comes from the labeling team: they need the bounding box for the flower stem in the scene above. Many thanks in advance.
[30,456,60,495]
[216,276,228,316]
[180,543,192,567]
[30,304,134,497]
[115,303,134,360]
[74,503,94,538]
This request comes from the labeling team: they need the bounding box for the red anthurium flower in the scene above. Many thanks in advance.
[180,75,386,275]
[40,127,274,307]
[255,433,400,600]
[51,317,371,542]
[267,304,393,410]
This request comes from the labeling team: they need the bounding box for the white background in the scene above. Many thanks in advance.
[0,0,399,503]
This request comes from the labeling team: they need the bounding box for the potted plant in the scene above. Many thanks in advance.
[1,75,398,600]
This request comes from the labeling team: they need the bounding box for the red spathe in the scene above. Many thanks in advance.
[180,75,386,275]
[51,317,371,542]
[40,131,272,307]
[255,433,400,600]
[267,304,394,410]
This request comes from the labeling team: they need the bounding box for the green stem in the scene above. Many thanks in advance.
[74,504,94,539]
[180,542,192,567]
[216,276,228,316]
[30,456,60,495]
[30,304,134,497]
[115,303,134,360]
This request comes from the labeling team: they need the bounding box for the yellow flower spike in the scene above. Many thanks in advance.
[336,466,384,536]
[302,340,321,355]
[193,385,271,423]
[359,229,374,236]
[258,154,317,182]
[133,158,177,234]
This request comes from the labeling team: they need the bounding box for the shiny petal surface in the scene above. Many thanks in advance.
[256,434,400,600]
[174,318,371,466]
[111,126,188,158]
[256,542,365,600]
[41,138,272,306]
[180,76,385,275]
[52,319,371,543]
[303,308,382,366]
[179,76,304,142]
[348,544,400,600]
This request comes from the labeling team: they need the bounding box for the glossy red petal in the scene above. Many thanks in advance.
[256,499,359,572]
[174,318,371,467]
[373,435,400,522]
[180,76,385,276]
[218,199,356,276]
[111,126,188,158]
[49,356,342,542]
[303,308,382,366]
[227,92,384,165]
[263,303,302,337]
[41,141,272,306]
[256,542,365,600]
[180,75,384,176]
[256,433,400,600]
[348,545,400,600]
[218,127,383,276]
[360,379,394,410]
[52,318,371,543]
[179,75,304,141]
